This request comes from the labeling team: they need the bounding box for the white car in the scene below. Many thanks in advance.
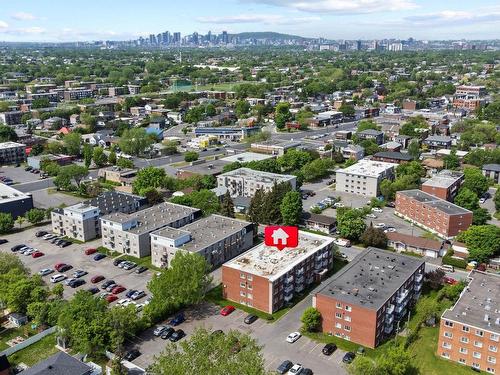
[366,213,377,219]
[117,298,131,306]
[23,248,36,256]
[38,268,54,276]
[64,278,76,286]
[371,207,383,213]
[333,202,345,208]
[50,274,67,283]
[334,238,351,247]
[287,364,303,375]
[374,223,386,229]
[286,332,301,343]
[384,227,397,233]
[479,198,486,204]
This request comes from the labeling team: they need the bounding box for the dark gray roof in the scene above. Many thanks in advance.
[359,129,383,136]
[302,212,336,226]
[316,247,424,310]
[86,191,147,215]
[373,151,413,161]
[483,164,500,172]
[397,189,472,216]
[22,352,91,375]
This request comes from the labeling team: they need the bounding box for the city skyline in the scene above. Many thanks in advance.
[0,0,499,42]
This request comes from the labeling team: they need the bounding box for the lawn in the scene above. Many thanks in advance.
[8,333,59,367]
[0,326,37,351]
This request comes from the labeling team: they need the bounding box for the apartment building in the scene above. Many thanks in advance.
[421,170,464,201]
[63,89,93,101]
[217,167,297,198]
[0,183,33,218]
[483,164,500,184]
[0,142,26,164]
[357,129,384,145]
[151,215,254,269]
[438,271,499,374]
[335,159,397,197]
[313,247,425,348]
[372,151,413,164]
[222,231,334,313]
[194,126,260,142]
[0,111,22,125]
[51,191,147,242]
[395,190,472,239]
[100,202,201,258]
[424,135,452,150]
[455,85,487,97]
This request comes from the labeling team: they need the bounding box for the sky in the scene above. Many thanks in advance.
[0,0,499,42]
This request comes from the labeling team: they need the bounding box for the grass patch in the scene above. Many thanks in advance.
[96,246,121,257]
[303,331,370,355]
[170,161,189,167]
[494,211,500,220]
[420,231,440,241]
[8,333,59,367]
[0,326,38,351]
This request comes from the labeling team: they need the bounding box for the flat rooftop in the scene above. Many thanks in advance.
[153,214,252,253]
[316,247,424,310]
[218,167,296,183]
[221,152,274,164]
[442,271,500,333]
[224,231,333,282]
[87,191,145,215]
[102,202,200,235]
[337,159,397,177]
[0,183,30,204]
[0,141,25,149]
[421,170,464,189]
[398,189,472,216]
[177,159,229,176]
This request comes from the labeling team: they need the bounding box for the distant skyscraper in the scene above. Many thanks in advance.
[149,34,156,45]
[207,30,212,43]
[157,33,162,45]
[162,32,169,45]
[173,32,181,44]
[222,31,229,44]
[356,40,362,51]
[192,32,199,45]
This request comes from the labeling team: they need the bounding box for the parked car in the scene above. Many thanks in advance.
[220,305,235,316]
[50,274,67,283]
[32,251,44,258]
[131,290,146,300]
[11,244,25,252]
[160,327,175,340]
[443,276,458,285]
[366,213,377,219]
[371,207,383,213]
[93,253,106,261]
[38,268,54,276]
[35,231,48,237]
[117,298,131,306]
[87,287,99,295]
[126,289,137,298]
[342,352,356,364]
[153,326,168,337]
[386,202,396,208]
[244,314,258,324]
[135,266,148,274]
[55,263,72,272]
[384,227,396,233]
[106,283,118,292]
[111,285,126,294]
[170,312,185,326]
[85,248,97,255]
[105,294,118,303]
[288,363,303,374]
[59,241,71,248]
[169,329,185,342]
[113,259,124,266]
[101,280,115,289]
[124,349,141,361]
[301,368,313,375]
[122,261,137,270]
[322,343,337,355]
[276,360,293,374]
[91,275,105,283]
[72,270,88,278]
[374,223,386,229]
[479,197,486,204]
[286,332,301,343]
[333,238,351,247]
[68,279,86,288]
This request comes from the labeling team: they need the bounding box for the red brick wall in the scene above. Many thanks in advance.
[422,185,449,200]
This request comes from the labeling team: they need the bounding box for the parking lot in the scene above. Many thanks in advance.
[0,165,45,184]
[0,224,152,303]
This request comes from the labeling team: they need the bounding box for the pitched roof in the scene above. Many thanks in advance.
[22,352,91,375]
[386,232,442,251]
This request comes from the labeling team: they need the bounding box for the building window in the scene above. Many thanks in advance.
[247,275,253,281]
[461,337,469,343]
[441,352,450,358]
[240,273,245,279]
[462,326,470,332]
[345,316,351,322]
[444,320,454,327]
[442,342,452,349]
[476,330,484,337]
[472,363,480,370]
[491,334,500,342]
[345,305,352,312]
[487,368,495,374]
[488,356,496,364]
[336,302,342,309]
[489,345,498,353]
[240,291,246,297]
[473,352,482,359]
[247,284,252,290]
[459,358,466,364]
[460,348,468,354]
[335,312,342,319]
[247,293,253,300]
[335,323,342,329]
[475,341,483,348]
[240,282,246,288]
[344,325,351,332]
[444,332,453,338]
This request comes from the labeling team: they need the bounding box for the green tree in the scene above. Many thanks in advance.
[184,151,199,162]
[277,149,313,172]
[247,188,265,224]
[149,328,267,375]
[462,167,489,197]
[189,190,221,216]
[63,133,82,156]
[30,143,44,156]
[456,225,500,263]
[219,191,235,218]
[495,188,500,212]
[0,253,27,275]
[338,102,355,117]
[0,125,18,142]
[399,116,429,137]
[132,167,167,196]
[108,150,117,165]
[116,157,134,169]
[274,102,292,130]
[80,113,97,132]
[356,119,380,133]
[454,188,479,211]
[407,140,421,160]
[300,158,333,182]
[82,144,93,168]
[25,208,46,225]
[15,216,25,228]
[108,305,140,353]
[0,212,14,234]
[337,209,366,241]
[280,191,302,226]
[118,128,153,156]
[92,147,108,168]
[31,97,50,109]
[377,345,416,375]
[262,182,292,224]
[144,188,164,205]
[52,283,64,299]
[235,100,251,118]
[360,224,388,248]
[472,208,491,225]
[301,307,321,332]
[443,149,460,170]
[349,356,378,375]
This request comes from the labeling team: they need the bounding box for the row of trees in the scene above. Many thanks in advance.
[0,208,49,234]
[453,167,491,225]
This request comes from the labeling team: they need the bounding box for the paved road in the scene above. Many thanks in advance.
[14,170,99,193]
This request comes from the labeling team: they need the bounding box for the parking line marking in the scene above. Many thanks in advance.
[309,342,320,353]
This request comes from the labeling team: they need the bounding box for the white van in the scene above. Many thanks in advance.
[439,265,455,273]
[50,274,67,283]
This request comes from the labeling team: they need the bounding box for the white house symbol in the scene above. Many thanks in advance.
[271,228,289,247]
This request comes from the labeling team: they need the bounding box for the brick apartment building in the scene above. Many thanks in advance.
[421,170,465,201]
[395,190,472,239]
[438,270,499,374]
[313,247,425,348]
[222,231,334,313]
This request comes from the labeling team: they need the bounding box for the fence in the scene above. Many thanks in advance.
[0,326,57,357]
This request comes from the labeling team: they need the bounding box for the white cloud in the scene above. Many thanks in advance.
[404,9,500,26]
[0,21,9,29]
[12,12,37,21]
[197,14,320,25]
[1,26,46,35]
[249,0,417,14]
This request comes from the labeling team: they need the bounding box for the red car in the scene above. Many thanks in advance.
[106,295,118,303]
[111,285,126,294]
[91,275,105,283]
[443,276,458,285]
[220,305,236,316]
[54,263,70,272]
[32,251,44,258]
[85,248,97,255]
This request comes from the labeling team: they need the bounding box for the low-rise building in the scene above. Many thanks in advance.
[63,88,93,101]
[301,212,336,234]
[310,111,343,127]
[51,191,147,242]
[421,170,464,201]
[482,164,500,184]
[357,129,384,145]
[424,135,452,150]
[100,202,201,258]
[313,247,425,348]
[395,190,472,239]
[438,270,499,374]
[151,215,254,269]
[250,140,300,156]
[217,167,297,198]
[0,111,22,125]
[386,232,445,258]
[0,142,26,164]
[222,231,334,313]
[0,183,33,218]
[97,166,137,185]
[372,151,412,164]
[335,159,397,197]
[194,126,260,142]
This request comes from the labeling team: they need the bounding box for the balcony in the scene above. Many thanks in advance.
[386,304,395,315]
[295,284,304,293]
[296,267,304,276]
[396,289,409,305]
[385,314,394,325]
[414,282,422,291]
[395,304,405,314]
[284,293,293,302]
[384,324,394,334]
[284,284,294,294]
[296,275,304,284]
[415,273,423,283]
[285,275,294,284]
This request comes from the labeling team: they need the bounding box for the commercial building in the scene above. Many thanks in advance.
[222,231,334,313]
[100,202,201,258]
[483,164,500,184]
[310,111,343,127]
[395,190,472,239]
[250,140,299,157]
[51,191,147,242]
[313,247,425,348]
[335,159,397,197]
[97,166,137,185]
[193,126,260,142]
[438,271,499,374]
[0,183,33,218]
[217,167,297,198]
[151,215,254,269]
[421,170,464,201]
[0,142,26,164]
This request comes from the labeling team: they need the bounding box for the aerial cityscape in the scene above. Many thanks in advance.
[0,1,499,375]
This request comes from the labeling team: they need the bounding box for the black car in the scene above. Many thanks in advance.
[135,266,148,274]
[169,329,185,342]
[169,312,185,326]
[94,253,106,261]
[113,259,124,266]
[276,360,293,374]
[160,327,175,340]
[101,280,115,289]
[11,244,26,252]
[60,241,71,248]
[0,239,8,245]
[35,231,48,238]
[69,279,86,288]
[124,349,141,361]
[342,352,356,364]
[87,287,99,295]
[244,314,258,324]
[386,202,396,208]
[301,369,313,375]
[322,343,337,355]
